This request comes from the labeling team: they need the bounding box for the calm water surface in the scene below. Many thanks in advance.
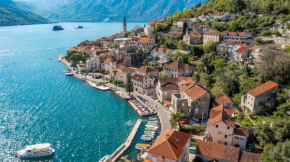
[0,22,147,161]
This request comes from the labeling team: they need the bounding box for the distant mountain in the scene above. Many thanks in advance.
[0,0,50,26]
[14,0,208,22]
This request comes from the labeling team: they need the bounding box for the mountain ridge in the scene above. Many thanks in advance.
[0,0,50,26]
[14,0,208,22]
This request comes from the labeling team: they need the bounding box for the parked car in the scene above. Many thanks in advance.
[180,118,190,124]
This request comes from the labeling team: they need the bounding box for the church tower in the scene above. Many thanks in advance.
[123,17,127,33]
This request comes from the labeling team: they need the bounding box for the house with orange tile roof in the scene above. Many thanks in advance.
[177,18,188,29]
[171,79,211,119]
[205,104,249,150]
[203,30,223,44]
[156,78,179,105]
[214,93,234,108]
[183,30,203,45]
[136,66,155,78]
[196,140,261,162]
[135,37,156,51]
[241,81,279,113]
[103,58,124,72]
[198,15,207,22]
[151,47,174,65]
[223,32,254,45]
[213,12,230,20]
[146,129,191,162]
[163,61,195,78]
[233,45,250,61]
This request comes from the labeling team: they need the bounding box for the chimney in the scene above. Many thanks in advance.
[165,134,169,140]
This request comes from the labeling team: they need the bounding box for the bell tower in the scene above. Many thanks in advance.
[123,17,127,33]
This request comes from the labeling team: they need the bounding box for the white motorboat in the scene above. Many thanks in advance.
[145,125,159,129]
[17,143,55,158]
[135,143,151,151]
[145,127,158,131]
[96,85,110,91]
[141,136,153,141]
[58,54,64,61]
[149,117,158,121]
[99,155,110,162]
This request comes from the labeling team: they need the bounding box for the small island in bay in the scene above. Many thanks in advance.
[52,25,64,31]
[75,25,84,29]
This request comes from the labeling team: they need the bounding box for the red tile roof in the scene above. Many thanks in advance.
[132,74,146,82]
[160,83,179,91]
[239,151,261,162]
[148,129,190,161]
[122,67,136,73]
[137,66,155,74]
[208,105,235,127]
[159,78,178,85]
[204,30,222,35]
[214,12,228,16]
[180,83,208,101]
[234,128,249,137]
[235,46,250,53]
[152,47,172,55]
[248,81,279,97]
[137,37,154,43]
[104,58,112,64]
[215,93,233,106]
[189,32,202,38]
[196,140,240,162]
[168,32,182,35]
[144,25,153,29]
[164,61,194,71]
[178,18,188,22]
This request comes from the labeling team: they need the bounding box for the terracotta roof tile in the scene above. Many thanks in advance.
[196,140,240,162]
[181,83,208,101]
[204,30,221,35]
[235,46,250,53]
[248,81,278,97]
[148,129,190,161]
[178,18,188,22]
[159,78,178,85]
[132,74,146,82]
[208,105,235,127]
[122,67,136,73]
[160,83,179,91]
[137,37,154,43]
[239,151,261,162]
[137,66,154,74]
[234,128,249,137]
[189,32,202,38]
[215,93,233,106]
[168,32,182,35]
[153,47,172,55]
[104,58,112,64]
[214,12,228,16]
[164,61,194,71]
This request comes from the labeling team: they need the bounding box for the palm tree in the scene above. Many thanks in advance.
[170,112,185,130]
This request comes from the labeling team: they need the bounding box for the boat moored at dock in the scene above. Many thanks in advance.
[65,73,74,76]
[17,143,55,158]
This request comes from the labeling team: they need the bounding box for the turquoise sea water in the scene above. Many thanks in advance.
[0,22,147,161]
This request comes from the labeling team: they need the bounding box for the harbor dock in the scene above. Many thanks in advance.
[109,119,142,162]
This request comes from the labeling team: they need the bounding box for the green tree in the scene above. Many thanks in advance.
[177,40,188,50]
[203,40,217,54]
[268,140,290,162]
[172,50,188,62]
[126,74,133,95]
[170,112,185,130]
[254,123,276,148]
[70,52,85,64]
[211,58,226,70]
[158,71,172,79]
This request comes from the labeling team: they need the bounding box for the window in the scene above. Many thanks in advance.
[225,135,227,138]
[216,125,218,128]
[225,142,227,145]
[227,126,230,129]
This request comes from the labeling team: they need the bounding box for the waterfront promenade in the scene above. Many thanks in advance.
[109,119,142,162]
[61,59,171,132]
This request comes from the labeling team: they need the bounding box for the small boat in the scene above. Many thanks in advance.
[144,130,155,134]
[145,127,158,131]
[17,143,55,158]
[135,143,151,151]
[141,136,153,141]
[99,155,110,162]
[65,73,74,76]
[58,54,64,61]
[96,85,110,91]
[145,125,159,129]
[149,117,158,121]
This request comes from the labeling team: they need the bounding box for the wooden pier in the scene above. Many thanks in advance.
[109,119,142,162]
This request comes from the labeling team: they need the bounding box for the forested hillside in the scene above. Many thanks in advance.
[0,0,50,26]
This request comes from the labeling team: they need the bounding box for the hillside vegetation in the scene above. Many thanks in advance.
[0,1,50,26]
